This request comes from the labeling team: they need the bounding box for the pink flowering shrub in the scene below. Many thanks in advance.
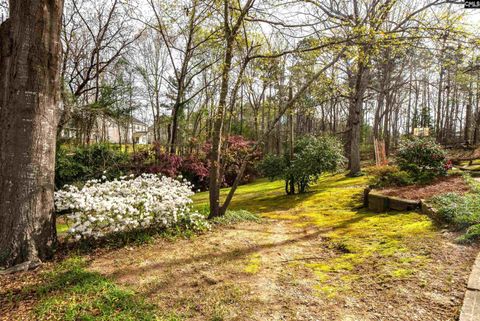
[203,135,261,187]
[181,155,210,191]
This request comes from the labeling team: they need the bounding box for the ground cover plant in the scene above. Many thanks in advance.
[429,176,480,241]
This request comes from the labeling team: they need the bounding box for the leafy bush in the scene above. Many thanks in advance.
[367,165,414,188]
[55,143,129,188]
[396,137,448,183]
[181,155,210,191]
[257,154,286,181]
[57,135,260,191]
[259,135,345,194]
[286,135,345,193]
[430,192,480,241]
[55,174,209,240]
[204,135,261,187]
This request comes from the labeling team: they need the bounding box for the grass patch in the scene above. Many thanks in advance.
[33,257,158,320]
[212,210,260,225]
[244,254,261,274]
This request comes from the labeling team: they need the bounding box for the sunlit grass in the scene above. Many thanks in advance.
[32,257,159,320]
[193,172,436,298]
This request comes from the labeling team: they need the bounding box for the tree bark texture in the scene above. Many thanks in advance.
[349,60,368,176]
[0,0,64,269]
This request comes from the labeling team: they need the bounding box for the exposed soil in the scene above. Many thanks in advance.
[379,175,471,201]
[88,219,477,321]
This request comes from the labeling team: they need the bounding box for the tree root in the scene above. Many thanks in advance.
[0,260,42,275]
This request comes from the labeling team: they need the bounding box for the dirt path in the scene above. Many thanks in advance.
[89,215,476,321]
[90,219,325,320]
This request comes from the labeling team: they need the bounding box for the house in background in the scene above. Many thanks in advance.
[61,116,150,145]
[131,117,149,144]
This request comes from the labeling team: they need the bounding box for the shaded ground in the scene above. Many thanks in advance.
[379,175,471,201]
[1,174,478,320]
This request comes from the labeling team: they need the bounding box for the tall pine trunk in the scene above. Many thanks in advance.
[0,0,63,270]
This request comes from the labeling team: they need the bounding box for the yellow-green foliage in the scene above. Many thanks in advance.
[56,222,70,235]
[244,254,261,274]
[193,173,435,298]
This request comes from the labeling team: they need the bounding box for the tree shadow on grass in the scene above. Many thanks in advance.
[1,257,157,320]
[107,210,382,282]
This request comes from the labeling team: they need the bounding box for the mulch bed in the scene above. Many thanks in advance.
[379,175,471,201]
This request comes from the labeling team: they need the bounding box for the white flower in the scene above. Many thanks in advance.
[55,173,209,240]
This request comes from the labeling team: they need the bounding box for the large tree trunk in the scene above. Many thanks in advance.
[0,0,63,270]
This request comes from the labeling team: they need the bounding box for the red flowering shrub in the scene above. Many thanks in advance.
[181,155,210,191]
[148,152,183,177]
[221,135,261,186]
[130,136,260,190]
[130,142,182,177]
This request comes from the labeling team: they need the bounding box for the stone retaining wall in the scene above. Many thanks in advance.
[364,189,420,212]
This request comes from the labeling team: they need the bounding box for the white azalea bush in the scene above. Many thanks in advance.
[55,174,209,240]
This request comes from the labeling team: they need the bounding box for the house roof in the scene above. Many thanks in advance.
[131,117,148,126]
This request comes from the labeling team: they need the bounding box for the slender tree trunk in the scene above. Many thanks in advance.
[208,37,234,218]
[465,87,472,145]
[0,0,64,270]
[349,60,368,176]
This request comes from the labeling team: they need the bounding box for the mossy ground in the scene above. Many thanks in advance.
[2,173,478,320]
[459,160,480,171]
[194,174,438,299]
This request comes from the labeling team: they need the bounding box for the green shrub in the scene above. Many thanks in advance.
[257,154,286,181]
[55,143,129,188]
[430,192,480,241]
[286,135,345,193]
[395,137,448,183]
[258,135,345,194]
[367,165,414,188]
